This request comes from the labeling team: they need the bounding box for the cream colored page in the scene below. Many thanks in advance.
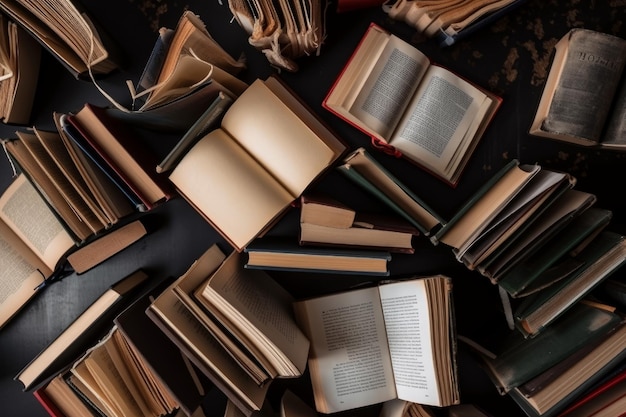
[390,66,489,174]
[169,129,293,250]
[378,280,441,406]
[0,222,46,328]
[349,34,430,141]
[221,80,336,196]
[295,287,396,412]
[0,175,74,270]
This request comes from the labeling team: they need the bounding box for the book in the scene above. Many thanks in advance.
[529,28,626,149]
[472,302,623,395]
[244,238,393,275]
[507,321,626,417]
[556,365,626,417]
[113,277,212,417]
[383,0,530,47]
[0,0,120,78]
[299,218,418,254]
[168,76,347,251]
[65,103,175,212]
[146,244,270,416]
[293,275,459,413]
[513,231,626,337]
[379,399,437,417]
[299,193,356,229]
[227,0,323,72]
[496,207,614,298]
[323,23,501,186]
[193,249,310,379]
[68,325,178,417]
[337,147,445,236]
[279,390,318,417]
[0,174,147,330]
[0,13,40,125]
[34,372,98,417]
[14,269,152,392]
[299,194,420,254]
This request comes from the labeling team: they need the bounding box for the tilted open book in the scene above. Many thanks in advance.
[324,23,501,186]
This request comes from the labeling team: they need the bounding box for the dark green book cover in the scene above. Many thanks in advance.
[514,231,626,337]
[478,302,622,395]
[497,207,612,297]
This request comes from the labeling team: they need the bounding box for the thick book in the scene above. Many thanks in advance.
[66,103,175,211]
[14,269,152,392]
[0,14,40,125]
[244,238,392,275]
[507,321,626,417]
[514,231,626,337]
[0,174,147,330]
[337,147,445,236]
[323,23,502,186]
[193,249,310,378]
[293,275,459,413]
[299,193,356,229]
[0,0,121,78]
[113,277,212,417]
[168,76,347,251]
[383,0,530,47]
[472,302,623,395]
[146,244,270,416]
[529,28,626,149]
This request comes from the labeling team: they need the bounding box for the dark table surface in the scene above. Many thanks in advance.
[1,1,626,416]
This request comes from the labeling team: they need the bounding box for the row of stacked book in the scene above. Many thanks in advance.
[1,1,625,417]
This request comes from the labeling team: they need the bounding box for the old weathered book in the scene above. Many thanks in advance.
[0,14,40,125]
[324,23,501,186]
[169,76,347,251]
[294,275,459,413]
[530,28,626,149]
[244,238,392,275]
[146,245,270,416]
[0,174,147,330]
[0,0,120,78]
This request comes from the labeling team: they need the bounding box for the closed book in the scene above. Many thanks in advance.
[245,237,392,275]
[299,193,356,229]
[514,231,626,337]
[476,302,622,395]
[300,212,419,254]
[498,207,613,298]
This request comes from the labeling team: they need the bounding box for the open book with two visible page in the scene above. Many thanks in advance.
[294,275,459,413]
[169,76,347,251]
[323,23,501,186]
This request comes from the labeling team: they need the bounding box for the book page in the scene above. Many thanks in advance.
[169,128,294,250]
[389,66,491,175]
[199,251,309,376]
[293,286,396,413]
[349,34,430,140]
[0,174,74,270]
[221,79,340,197]
[378,280,441,406]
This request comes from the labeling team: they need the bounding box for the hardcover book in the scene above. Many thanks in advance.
[323,23,501,186]
[244,237,393,275]
[169,76,347,251]
[530,28,626,149]
[294,275,459,413]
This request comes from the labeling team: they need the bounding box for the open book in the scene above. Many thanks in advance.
[293,275,459,413]
[0,0,120,78]
[169,76,347,251]
[0,174,147,329]
[323,23,501,186]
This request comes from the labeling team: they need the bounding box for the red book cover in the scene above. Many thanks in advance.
[33,388,65,417]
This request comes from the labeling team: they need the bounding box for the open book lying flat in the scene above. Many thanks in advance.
[324,23,501,186]
[169,76,347,251]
